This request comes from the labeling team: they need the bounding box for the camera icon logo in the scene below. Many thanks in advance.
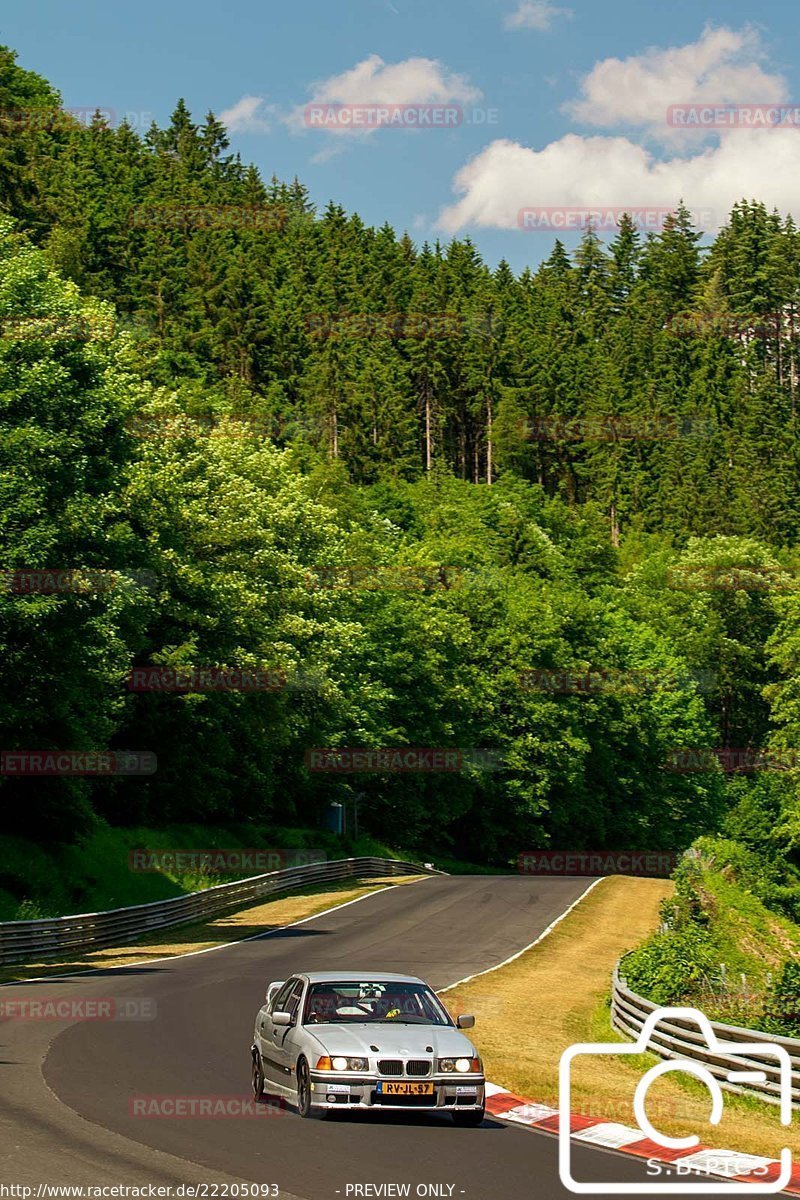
[559,1006,793,1194]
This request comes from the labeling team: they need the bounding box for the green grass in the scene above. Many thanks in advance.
[702,870,800,987]
[624,838,800,1027]
[0,822,409,920]
[427,854,509,875]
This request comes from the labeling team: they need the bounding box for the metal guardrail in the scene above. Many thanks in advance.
[0,856,440,965]
[612,964,800,1107]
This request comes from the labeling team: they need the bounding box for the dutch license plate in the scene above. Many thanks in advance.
[377,1081,434,1096]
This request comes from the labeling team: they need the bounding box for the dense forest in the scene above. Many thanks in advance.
[2,44,800,872]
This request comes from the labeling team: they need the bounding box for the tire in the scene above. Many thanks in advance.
[296,1056,313,1118]
[251,1049,266,1101]
[452,1107,485,1127]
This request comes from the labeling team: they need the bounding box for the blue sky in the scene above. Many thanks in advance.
[4,0,800,271]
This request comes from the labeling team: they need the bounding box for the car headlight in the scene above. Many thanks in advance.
[316,1055,368,1072]
[438,1056,482,1074]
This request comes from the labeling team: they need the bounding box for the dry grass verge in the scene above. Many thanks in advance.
[441,876,797,1160]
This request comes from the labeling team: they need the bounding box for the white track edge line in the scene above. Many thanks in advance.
[2,878,434,985]
[7,871,597,991]
[438,876,605,993]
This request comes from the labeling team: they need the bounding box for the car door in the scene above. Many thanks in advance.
[258,977,299,1089]
[272,977,307,1084]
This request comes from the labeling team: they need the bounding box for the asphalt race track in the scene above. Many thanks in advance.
[0,876,762,1199]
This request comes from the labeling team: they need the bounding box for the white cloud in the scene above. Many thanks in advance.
[437,130,800,235]
[565,25,786,133]
[438,26,798,238]
[219,95,274,134]
[286,53,482,136]
[310,143,347,165]
[504,2,573,31]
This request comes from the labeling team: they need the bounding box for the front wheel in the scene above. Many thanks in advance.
[452,1107,485,1127]
[296,1056,313,1118]
[251,1049,265,1101]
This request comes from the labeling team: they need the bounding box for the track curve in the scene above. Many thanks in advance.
[2,876,676,1198]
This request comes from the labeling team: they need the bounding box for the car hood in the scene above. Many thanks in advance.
[306,1024,477,1059]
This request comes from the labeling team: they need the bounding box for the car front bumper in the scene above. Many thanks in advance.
[309,1072,485,1111]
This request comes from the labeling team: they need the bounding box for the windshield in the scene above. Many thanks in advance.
[303,980,453,1026]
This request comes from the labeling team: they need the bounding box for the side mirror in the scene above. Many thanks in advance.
[272,1010,293,1027]
[457,1014,475,1029]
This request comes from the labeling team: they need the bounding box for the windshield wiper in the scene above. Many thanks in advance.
[372,1017,436,1024]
